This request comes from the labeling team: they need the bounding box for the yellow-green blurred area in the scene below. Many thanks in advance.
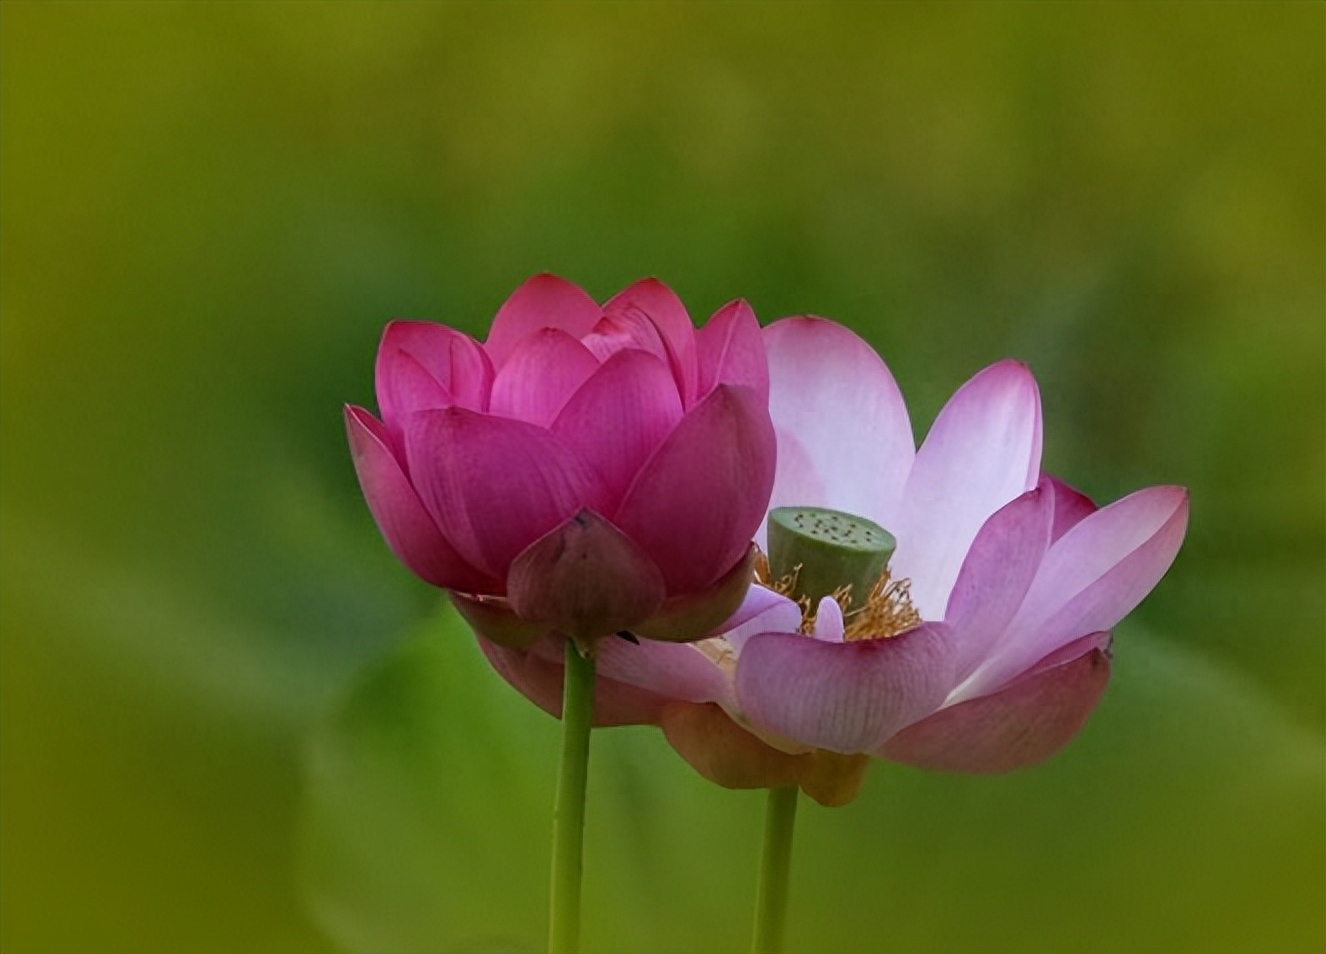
[3,2,1322,952]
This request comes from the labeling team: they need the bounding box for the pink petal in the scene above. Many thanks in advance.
[892,360,1043,619]
[506,510,666,646]
[734,623,955,754]
[614,384,776,594]
[880,639,1111,773]
[488,329,600,427]
[960,485,1188,699]
[551,349,685,504]
[404,408,610,579]
[344,406,495,593]
[695,300,769,404]
[602,278,699,404]
[761,318,914,545]
[376,321,492,415]
[943,483,1054,683]
[1046,474,1098,542]
[483,274,602,368]
[477,636,672,727]
[579,308,670,366]
[630,545,758,644]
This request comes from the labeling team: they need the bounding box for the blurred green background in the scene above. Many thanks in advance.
[3,3,1322,952]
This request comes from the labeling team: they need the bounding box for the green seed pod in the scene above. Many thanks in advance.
[766,506,896,609]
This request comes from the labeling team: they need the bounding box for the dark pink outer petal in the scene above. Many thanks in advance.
[735,623,956,755]
[404,408,610,580]
[375,348,452,445]
[477,636,672,727]
[1046,474,1098,542]
[695,300,770,404]
[880,635,1111,773]
[488,329,600,427]
[892,360,1043,619]
[376,321,492,419]
[960,485,1188,700]
[344,406,495,593]
[602,278,699,404]
[551,350,685,504]
[507,510,666,645]
[761,317,914,546]
[943,483,1054,684]
[483,274,603,368]
[614,384,776,594]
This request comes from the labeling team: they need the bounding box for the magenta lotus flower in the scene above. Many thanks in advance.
[345,274,776,649]
[481,317,1188,804]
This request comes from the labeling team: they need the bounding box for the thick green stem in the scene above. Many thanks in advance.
[752,786,799,954]
[548,640,596,954]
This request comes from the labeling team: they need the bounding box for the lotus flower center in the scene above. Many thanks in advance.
[758,506,920,641]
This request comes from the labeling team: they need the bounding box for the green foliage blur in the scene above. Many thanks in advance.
[3,3,1322,952]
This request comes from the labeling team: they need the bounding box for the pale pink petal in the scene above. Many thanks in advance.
[595,637,731,708]
[614,384,776,594]
[404,408,609,579]
[488,329,600,427]
[943,483,1054,683]
[477,636,672,727]
[881,639,1111,773]
[763,317,914,536]
[1046,474,1097,542]
[892,360,1043,619]
[506,510,666,645]
[551,350,685,504]
[344,406,495,593]
[376,321,492,414]
[483,274,602,368]
[696,300,769,404]
[602,278,699,404]
[811,597,845,643]
[735,623,955,754]
[713,586,804,654]
[959,485,1188,699]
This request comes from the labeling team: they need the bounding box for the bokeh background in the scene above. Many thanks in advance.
[3,3,1322,952]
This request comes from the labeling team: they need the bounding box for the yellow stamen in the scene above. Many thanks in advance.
[754,546,920,640]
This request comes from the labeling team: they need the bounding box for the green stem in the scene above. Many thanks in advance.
[548,640,596,954]
[752,786,799,954]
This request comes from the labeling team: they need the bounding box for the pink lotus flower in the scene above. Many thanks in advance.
[346,274,776,649]
[482,317,1188,804]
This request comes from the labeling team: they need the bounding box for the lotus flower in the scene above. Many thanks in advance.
[481,317,1188,804]
[346,274,776,649]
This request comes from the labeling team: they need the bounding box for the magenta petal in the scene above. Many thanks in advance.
[603,278,699,403]
[507,510,666,645]
[880,641,1111,773]
[762,318,914,540]
[477,636,672,727]
[614,384,776,594]
[404,408,610,579]
[1046,474,1098,542]
[963,485,1188,699]
[551,350,685,504]
[893,360,1043,619]
[375,348,452,442]
[483,274,602,368]
[944,484,1054,683]
[695,300,770,404]
[735,623,955,754]
[488,329,601,427]
[344,406,494,592]
[377,321,492,414]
